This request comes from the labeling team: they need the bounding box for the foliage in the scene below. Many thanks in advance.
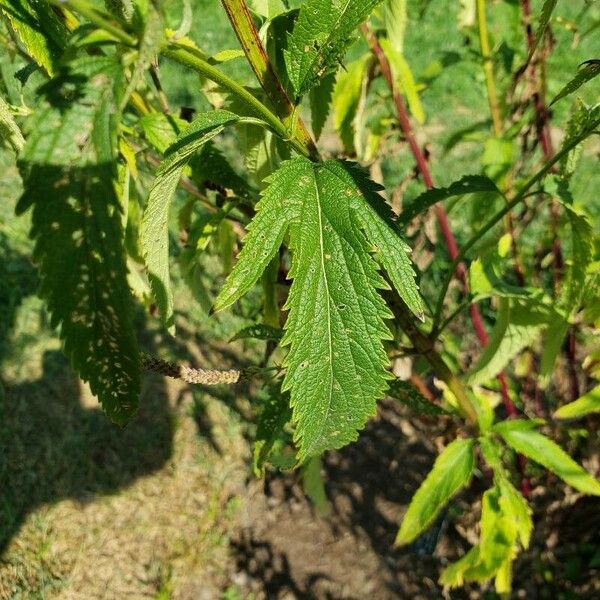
[2,0,600,594]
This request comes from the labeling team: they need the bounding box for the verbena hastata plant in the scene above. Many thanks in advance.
[1,0,599,593]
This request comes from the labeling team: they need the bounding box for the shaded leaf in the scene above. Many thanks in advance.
[387,379,448,416]
[309,71,336,140]
[302,456,331,516]
[141,110,241,332]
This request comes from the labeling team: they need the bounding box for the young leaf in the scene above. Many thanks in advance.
[333,55,371,154]
[216,157,421,459]
[380,37,425,124]
[16,57,140,424]
[494,420,600,495]
[383,0,407,53]
[396,438,475,546]
[284,0,383,100]
[141,110,241,332]
[0,94,25,152]
[554,385,600,421]
[496,477,532,550]
[0,0,67,76]
[398,175,501,225]
[467,299,549,385]
[550,60,600,106]
[309,72,336,140]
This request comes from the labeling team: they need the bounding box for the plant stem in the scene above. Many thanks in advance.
[361,23,514,420]
[475,0,503,136]
[161,44,311,159]
[220,0,320,160]
[50,0,137,46]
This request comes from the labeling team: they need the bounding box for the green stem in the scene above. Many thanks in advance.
[51,0,137,46]
[161,44,312,159]
[431,118,600,333]
[220,0,320,160]
[476,0,503,136]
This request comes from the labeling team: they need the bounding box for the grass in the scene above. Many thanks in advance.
[0,0,599,597]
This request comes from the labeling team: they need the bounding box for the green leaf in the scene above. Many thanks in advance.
[309,71,336,140]
[16,57,139,424]
[253,385,292,475]
[0,94,25,152]
[249,0,286,19]
[0,0,68,76]
[231,324,284,342]
[550,60,600,106]
[341,162,423,318]
[332,55,370,154]
[284,0,383,100]
[494,420,600,495]
[139,112,187,154]
[396,438,475,546]
[383,0,407,53]
[467,299,549,385]
[398,175,501,225]
[387,379,448,416]
[141,110,240,332]
[105,0,134,23]
[554,385,600,420]
[380,37,425,124]
[496,477,532,550]
[217,158,420,459]
[557,102,600,179]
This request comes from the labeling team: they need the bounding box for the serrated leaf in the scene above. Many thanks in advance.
[231,324,283,342]
[16,56,139,424]
[550,60,600,106]
[387,379,448,415]
[497,477,532,549]
[342,163,422,317]
[139,112,187,153]
[0,94,25,152]
[380,37,425,124]
[284,0,383,100]
[399,175,501,225]
[554,385,600,421]
[217,157,420,459]
[105,0,134,23]
[467,299,549,385]
[0,0,68,76]
[397,438,475,546]
[141,110,240,332]
[494,420,600,495]
[332,55,370,154]
[309,71,336,140]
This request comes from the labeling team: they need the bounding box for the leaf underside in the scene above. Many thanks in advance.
[16,57,139,424]
[216,157,421,459]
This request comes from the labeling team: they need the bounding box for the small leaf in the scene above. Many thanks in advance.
[554,385,600,421]
[494,420,600,495]
[285,0,383,100]
[0,94,25,152]
[396,438,475,546]
[550,60,600,106]
[302,456,331,516]
[387,379,448,416]
[230,324,284,342]
[497,477,532,550]
[398,175,501,225]
[380,37,425,124]
[332,55,371,154]
[383,0,407,53]
[525,0,558,67]
[141,110,240,332]
[467,299,549,385]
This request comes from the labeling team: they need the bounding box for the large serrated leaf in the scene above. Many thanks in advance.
[141,110,240,332]
[284,0,383,100]
[16,56,139,424]
[494,420,600,495]
[216,157,421,459]
[399,175,501,225]
[0,0,68,76]
[397,438,475,546]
